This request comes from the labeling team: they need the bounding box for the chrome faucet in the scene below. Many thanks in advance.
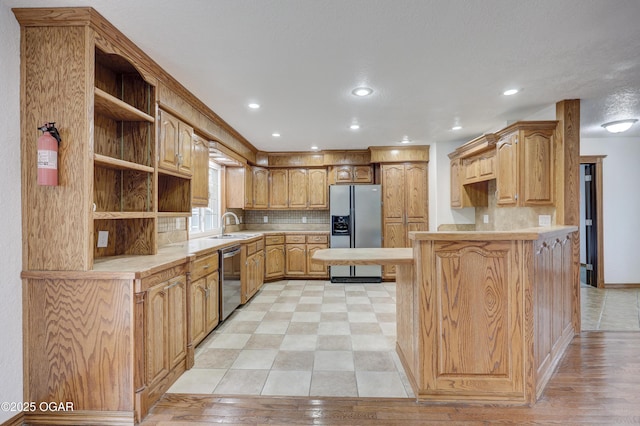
[221,211,240,235]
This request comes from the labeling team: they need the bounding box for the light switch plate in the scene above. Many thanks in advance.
[302,216,307,224]
[538,215,552,227]
[263,216,269,223]
[483,214,489,224]
[97,230,109,248]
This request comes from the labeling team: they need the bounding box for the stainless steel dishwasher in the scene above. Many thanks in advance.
[220,245,242,321]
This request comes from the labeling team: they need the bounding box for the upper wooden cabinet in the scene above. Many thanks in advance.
[159,110,193,176]
[269,169,289,209]
[496,122,556,207]
[329,165,373,184]
[252,167,269,209]
[308,168,328,209]
[226,165,253,209]
[288,169,308,209]
[191,134,209,207]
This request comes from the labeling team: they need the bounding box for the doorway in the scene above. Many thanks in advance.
[579,156,605,288]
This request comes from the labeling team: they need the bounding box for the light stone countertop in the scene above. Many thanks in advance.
[311,248,413,266]
[410,225,578,241]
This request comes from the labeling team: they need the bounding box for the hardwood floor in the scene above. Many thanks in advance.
[142,331,640,425]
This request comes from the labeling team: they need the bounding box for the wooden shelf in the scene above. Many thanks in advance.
[93,212,156,220]
[158,212,191,218]
[94,154,154,173]
[94,87,154,123]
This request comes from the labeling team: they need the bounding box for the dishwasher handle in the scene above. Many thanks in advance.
[221,246,241,258]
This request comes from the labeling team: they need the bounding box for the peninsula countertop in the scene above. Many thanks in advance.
[311,248,413,265]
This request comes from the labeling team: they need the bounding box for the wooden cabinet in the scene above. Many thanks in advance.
[241,238,265,303]
[381,163,428,278]
[496,122,556,207]
[285,234,329,278]
[144,269,187,398]
[158,110,193,176]
[462,151,495,184]
[269,169,289,209]
[288,169,308,209]
[226,165,253,209]
[265,234,285,280]
[330,165,373,184]
[191,134,209,207]
[190,252,219,347]
[252,167,269,209]
[308,168,328,209]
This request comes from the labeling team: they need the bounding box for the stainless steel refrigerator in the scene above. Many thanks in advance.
[329,184,382,283]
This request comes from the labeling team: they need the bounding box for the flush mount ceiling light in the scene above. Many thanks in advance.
[452,125,462,131]
[601,119,638,133]
[503,89,519,96]
[350,124,360,130]
[351,87,373,97]
[248,103,260,109]
[272,132,281,137]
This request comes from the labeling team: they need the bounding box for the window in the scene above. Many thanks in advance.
[189,162,221,236]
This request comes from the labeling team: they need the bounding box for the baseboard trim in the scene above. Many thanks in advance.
[604,283,640,289]
[1,412,25,426]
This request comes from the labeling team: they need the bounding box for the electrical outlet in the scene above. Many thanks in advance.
[302,216,307,224]
[538,215,552,227]
[483,214,489,224]
[97,231,109,248]
[263,216,269,223]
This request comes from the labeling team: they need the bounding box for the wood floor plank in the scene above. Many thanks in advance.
[142,331,640,425]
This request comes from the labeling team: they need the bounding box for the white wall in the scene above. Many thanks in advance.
[582,136,640,284]
[0,4,24,422]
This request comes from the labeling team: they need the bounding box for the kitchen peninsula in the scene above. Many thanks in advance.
[313,225,579,405]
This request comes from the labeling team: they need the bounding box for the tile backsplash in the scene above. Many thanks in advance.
[245,210,329,225]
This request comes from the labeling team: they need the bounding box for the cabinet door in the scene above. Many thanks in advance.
[252,167,269,209]
[265,244,285,279]
[244,165,253,208]
[226,167,245,209]
[496,132,519,206]
[288,169,308,209]
[191,135,209,207]
[520,129,554,206]
[146,283,169,385]
[177,121,193,176]
[167,276,187,368]
[353,166,373,183]
[285,244,306,276]
[205,273,219,332]
[450,159,462,208]
[269,169,289,208]
[405,163,428,223]
[307,243,328,277]
[308,169,328,209]
[158,110,180,172]
[335,166,353,183]
[381,164,405,223]
[190,277,207,345]
[255,250,264,292]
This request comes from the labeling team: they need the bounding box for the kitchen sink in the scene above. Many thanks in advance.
[210,233,258,240]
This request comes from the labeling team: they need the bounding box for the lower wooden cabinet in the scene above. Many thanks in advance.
[284,233,329,279]
[265,234,286,280]
[190,251,219,347]
[241,237,265,303]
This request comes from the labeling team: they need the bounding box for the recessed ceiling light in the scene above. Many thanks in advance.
[311,145,319,150]
[400,136,412,144]
[352,87,373,97]
[350,124,360,130]
[272,132,280,137]
[503,89,519,96]
[601,119,638,133]
[452,125,462,131]
[248,103,260,109]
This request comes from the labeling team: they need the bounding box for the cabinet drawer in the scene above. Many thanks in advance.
[306,234,328,244]
[246,239,264,255]
[286,235,306,244]
[265,235,285,245]
[192,252,219,280]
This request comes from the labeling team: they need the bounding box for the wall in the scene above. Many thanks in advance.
[0,4,24,422]
[581,136,640,284]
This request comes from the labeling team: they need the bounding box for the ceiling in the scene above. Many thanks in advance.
[7,0,640,152]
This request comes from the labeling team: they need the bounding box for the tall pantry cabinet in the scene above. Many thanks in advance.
[381,163,429,278]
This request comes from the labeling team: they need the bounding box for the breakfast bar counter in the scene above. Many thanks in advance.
[313,226,580,406]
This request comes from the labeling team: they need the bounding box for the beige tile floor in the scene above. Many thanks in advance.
[168,280,414,398]
[581,285,640,330]
[168,280,640,397]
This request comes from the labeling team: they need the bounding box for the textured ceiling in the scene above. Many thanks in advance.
[7,0,640,151]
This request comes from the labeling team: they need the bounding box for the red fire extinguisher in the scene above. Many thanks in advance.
[37,122,61,186]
